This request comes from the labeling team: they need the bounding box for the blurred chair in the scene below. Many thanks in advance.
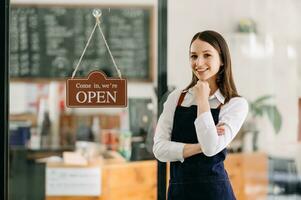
[268,156,301,195]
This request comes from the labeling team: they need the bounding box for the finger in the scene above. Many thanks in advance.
[217,126,225,130]
[217,126,225,131]
[217,128,225,133]
[217,129,225,134]
[216,128,224,133]
[216,127,225,133]
[217,130,225,135]
[197,80,203,85]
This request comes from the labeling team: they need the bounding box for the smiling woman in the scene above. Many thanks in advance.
[153,30,249,200]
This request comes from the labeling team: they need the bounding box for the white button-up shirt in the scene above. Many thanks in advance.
[153,88,249,162]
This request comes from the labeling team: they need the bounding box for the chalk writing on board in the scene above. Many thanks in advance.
[10,6,152,80]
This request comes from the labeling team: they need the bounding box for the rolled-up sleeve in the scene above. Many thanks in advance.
[153,89,186,162]
[194,97,249,157]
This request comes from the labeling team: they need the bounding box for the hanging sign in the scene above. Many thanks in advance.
[66,9,127,108]
[66,70,127,108]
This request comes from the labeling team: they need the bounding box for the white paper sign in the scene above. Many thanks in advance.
[46,167,101,196]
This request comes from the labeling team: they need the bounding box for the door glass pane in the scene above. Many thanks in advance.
[9,2,158,200]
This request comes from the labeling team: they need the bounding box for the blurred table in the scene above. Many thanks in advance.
[45,152,268,200]
[225,152,268,200]
[46,159,156,200]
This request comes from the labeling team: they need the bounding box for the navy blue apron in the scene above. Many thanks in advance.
[167,91,236,200]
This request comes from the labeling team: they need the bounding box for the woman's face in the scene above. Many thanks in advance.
[189,39,222,82]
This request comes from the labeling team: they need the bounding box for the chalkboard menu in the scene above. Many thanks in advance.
[10,5,153,81]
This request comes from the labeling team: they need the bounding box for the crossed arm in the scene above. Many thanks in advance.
[183,124,225,159]
[183,87,226,158]
[153,90,248,162]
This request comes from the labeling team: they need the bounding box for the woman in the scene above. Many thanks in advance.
[153,30,248,200]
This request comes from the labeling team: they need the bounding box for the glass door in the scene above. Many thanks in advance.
[7,1,160,200]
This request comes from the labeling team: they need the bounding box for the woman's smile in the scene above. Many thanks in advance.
[196,67,208,72]
[195,67,209,77]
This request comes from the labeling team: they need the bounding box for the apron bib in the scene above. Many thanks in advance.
[168,91,236,200]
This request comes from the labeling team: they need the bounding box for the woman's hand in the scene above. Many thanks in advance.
[183,143,202,159]
[183,123,225,159]
[216,123,225,136]
[194,80,211,115]
[193,80,210,102]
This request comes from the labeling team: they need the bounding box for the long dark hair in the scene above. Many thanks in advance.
[184,30,239,104]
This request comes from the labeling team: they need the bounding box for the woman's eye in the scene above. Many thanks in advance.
[190,55,197,59]
[204,54,211,58]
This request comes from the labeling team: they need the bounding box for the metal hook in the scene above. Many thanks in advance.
[93,9,102,23]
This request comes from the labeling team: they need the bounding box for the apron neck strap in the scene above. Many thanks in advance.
[177,91,188,106]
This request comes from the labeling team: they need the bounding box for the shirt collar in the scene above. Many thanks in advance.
[188,88,225,104]
[210,89,225,104]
